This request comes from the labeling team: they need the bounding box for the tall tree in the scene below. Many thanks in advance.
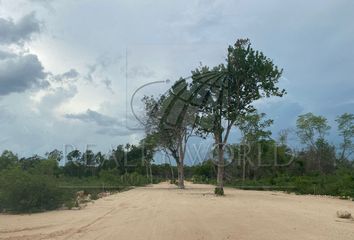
[296,112,330,148]
[140,135,157,183]
[46,149,63,162]
[65,150,83,177]
[336,113,354,160]
[278,129,292,147]
[111,145,127,174]
[0,150,18,170]
[237,112,273,143]
[192,39,285,195]
[296,112,333,172]
[236,112,273,182]
[143,79,197,188]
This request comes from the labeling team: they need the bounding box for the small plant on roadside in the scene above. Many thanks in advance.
[214,187,224,196]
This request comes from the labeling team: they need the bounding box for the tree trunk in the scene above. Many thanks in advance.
[177,162,185,189]
[170,165,175,183]
[177,135,185,189]
[242,157,246,183]
[146,162,149,179]
[215,144,224,195]
[149,164,153,184]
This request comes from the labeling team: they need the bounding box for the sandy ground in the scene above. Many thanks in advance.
[1,182,354,240]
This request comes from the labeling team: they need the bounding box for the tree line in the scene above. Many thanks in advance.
[0,109,353,212]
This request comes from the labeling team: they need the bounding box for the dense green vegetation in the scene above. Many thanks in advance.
[191,160,354,199]
[188,111,354,198]
[0,146,160,213]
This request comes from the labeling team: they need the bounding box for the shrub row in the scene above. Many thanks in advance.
[0,168,152,213]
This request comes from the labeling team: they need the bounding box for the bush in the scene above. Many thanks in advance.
[64,200,75,210]
[99,170,150,187]
[0,151,154,214]
[214,187,224,196]
[226,169,354,199]
[0,168,64,213]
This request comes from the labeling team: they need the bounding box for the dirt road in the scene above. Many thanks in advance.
[1,182,354,240]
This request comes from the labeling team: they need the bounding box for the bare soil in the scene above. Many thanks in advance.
[1,182,354,240]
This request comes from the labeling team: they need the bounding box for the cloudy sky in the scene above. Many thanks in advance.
[0,0,353,158]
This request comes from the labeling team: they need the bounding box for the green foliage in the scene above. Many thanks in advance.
[191,39,285,193]
[214,187,224,196]
[46,149,63,162]
[191,160,216,184]
[0,150,18,170]
[192,39,284,135]
[296,113,335,173]
[336,113,354,160]
[237,112,273,142]
[29,159,60,176]
[296,112,331,146]
[0,168,64,213]
[0,146,155,213]
[99,169,120,183]
[222,169,354,199]
[142,81,197,189]
[0,169,151,213]
[64,200,75,210]
[192,175,216,184]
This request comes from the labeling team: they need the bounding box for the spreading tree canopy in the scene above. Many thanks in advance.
[189,39,285,194]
